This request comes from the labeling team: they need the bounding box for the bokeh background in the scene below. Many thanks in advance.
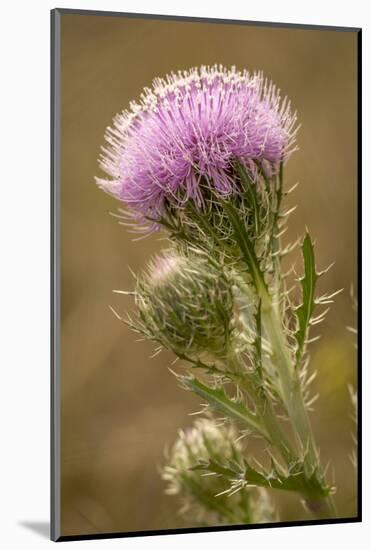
[59,12,358,536]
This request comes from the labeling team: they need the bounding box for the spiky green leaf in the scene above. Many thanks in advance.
[193,458,331,500]
[253,299,263,378]
[221,199,268,297]
[234,160,260,235]
[295,233,318,366]
[181,376,269,439]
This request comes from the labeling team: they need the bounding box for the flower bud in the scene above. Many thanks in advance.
[135,251,234,359]
[162,417,275,525]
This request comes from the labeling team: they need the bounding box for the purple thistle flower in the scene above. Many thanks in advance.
[96,65,298,224]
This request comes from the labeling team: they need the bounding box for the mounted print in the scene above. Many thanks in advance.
[51,8,361,542]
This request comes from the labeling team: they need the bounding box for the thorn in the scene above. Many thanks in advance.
[214,487,233,497]
[315,288,343,304]
[188,407,208,416]
[280,205,297,218]
[227,485,243,497]
[168,366,181,379]
[310,308,330,323]
[109,305,122,321]
[305,393,319,408]
[317,262,335,277]
[128,265,137,279]
[149,348,162,359]
[310,317,326,326]
[112,289,136,295]
[305,334,321,345]
[303,370,317,387]
[286,182,300,194]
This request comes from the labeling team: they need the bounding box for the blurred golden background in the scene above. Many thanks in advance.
[59,13,358,536]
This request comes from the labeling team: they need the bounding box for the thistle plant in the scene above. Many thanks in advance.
[96,65,342,524]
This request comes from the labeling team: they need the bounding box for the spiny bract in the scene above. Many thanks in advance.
[134,251,234,358]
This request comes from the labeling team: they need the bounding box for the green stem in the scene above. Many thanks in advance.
[228,352,295,466]
[259,293,337,518]
[234,273,336,516]
[261,300,317,466]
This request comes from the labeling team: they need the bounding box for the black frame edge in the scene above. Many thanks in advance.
[356,28,362,522]
[56,517,360,543]
[51,7,61,543]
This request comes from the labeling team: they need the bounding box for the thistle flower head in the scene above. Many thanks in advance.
[96,65,297,224]
[163,417,241,496]
[134,250,234,359]
[162,416,276,525]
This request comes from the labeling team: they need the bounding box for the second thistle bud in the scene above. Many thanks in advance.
[134,251,234,359]
[162,416,276,525]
